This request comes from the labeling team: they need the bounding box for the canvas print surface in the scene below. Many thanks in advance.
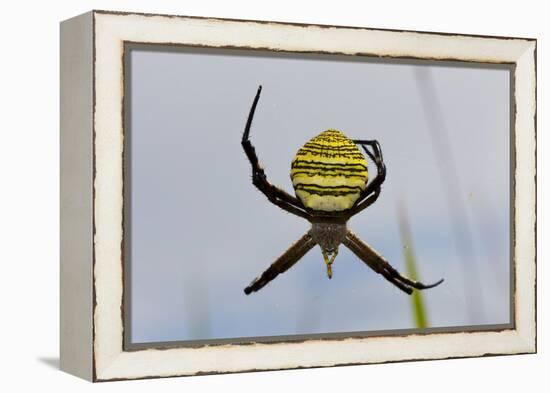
[124,45,511,345]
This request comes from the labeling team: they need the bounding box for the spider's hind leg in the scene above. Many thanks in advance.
[241,86,311,220]
[347,139,387,218]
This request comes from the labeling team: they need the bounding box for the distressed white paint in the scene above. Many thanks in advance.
[89,10,536,381]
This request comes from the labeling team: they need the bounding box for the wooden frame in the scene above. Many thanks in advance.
[60,10,536,382]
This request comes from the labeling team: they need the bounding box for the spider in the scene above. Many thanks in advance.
[242,85,443,295]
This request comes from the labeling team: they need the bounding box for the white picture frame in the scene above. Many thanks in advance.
[60,10,536,382]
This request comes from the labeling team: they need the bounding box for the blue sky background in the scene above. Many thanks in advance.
[127,46,510,343]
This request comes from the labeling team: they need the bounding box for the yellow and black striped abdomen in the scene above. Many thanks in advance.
[291,129,368,212]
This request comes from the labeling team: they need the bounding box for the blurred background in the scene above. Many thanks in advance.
[126,45,511,344]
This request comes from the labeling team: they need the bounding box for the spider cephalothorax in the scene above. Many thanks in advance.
[242,85,443,295]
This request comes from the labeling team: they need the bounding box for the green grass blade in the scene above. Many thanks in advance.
[398,204,429,329]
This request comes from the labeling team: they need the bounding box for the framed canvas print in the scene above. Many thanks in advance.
[60,10,537,382]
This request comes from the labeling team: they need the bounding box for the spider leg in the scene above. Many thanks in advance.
[353,140,386,194]
[349,188,382,217]
[242,86,311,220]
[343,230,444,295]
[347,140,387,218]
[244,232,316,294]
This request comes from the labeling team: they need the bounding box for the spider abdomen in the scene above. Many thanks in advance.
[291,129,368,212]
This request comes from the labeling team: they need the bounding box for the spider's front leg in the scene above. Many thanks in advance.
[244,232,316,294]
[343,230,444,294]
[242,86,310,220]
